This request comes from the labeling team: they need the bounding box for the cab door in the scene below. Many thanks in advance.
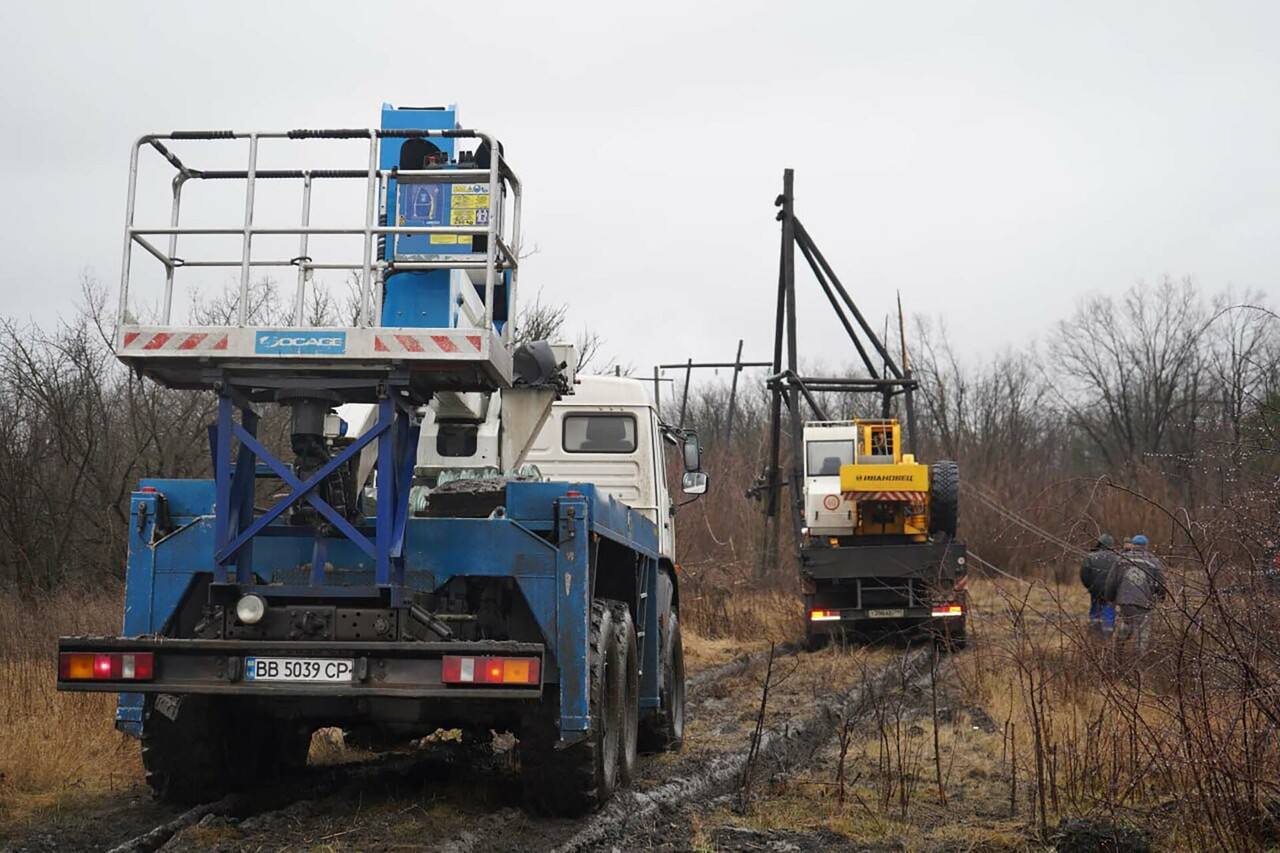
[653,410,675,561]
[805,436,856,535]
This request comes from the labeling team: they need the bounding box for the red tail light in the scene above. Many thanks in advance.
[809,609,841,621]
[59,652,154,681]
[931,603,964,618]
[441,655,540,686]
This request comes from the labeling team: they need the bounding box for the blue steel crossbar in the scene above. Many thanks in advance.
[210,393,420,603]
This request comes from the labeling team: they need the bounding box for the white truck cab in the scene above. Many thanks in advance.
[802,421,860,537]
[526,376,678,560]
[410,374,705,565]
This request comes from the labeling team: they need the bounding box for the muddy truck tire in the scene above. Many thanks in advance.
[804,629,829,652]
[638,612,685,753]
[519,600,623,816]
[142,695,308,805]
[611,602,641,784]
[933,612,968,651]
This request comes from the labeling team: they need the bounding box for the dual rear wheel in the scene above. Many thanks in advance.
[520,597,683,816]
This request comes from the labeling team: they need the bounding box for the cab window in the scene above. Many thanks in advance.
[563,414,637,454]
[437,423,478,457]
[806,440,853,476]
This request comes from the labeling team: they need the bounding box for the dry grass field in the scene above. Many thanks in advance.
[681,570,1280,852]
[7,569,1278,851]
[0,586,144,828]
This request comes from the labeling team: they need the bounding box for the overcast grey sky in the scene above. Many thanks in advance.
[1,1,1277,374]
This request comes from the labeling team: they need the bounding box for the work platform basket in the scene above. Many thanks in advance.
[114,127,522,399]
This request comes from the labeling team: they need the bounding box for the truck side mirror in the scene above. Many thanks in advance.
[682,434,701,472]
[681,472,708,495]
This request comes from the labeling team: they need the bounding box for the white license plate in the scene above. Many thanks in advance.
[867,608,906,619]
[244,657,355,683]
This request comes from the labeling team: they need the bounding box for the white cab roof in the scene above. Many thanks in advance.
[557,375,655,410]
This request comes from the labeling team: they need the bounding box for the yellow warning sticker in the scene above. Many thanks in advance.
[450,182,489,227]
[451,209,491,226]
[429,234,474,245]
[451,194,489,210]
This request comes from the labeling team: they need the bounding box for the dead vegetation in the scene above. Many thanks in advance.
[960,552,1280,851]
[0,585,143,829]
[685,561,1280,852]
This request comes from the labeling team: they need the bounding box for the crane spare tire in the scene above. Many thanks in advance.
[929,461,960,539]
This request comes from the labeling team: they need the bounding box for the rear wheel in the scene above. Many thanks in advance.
[638,612,685,752]
[520,600,622,816]
[610,602,640,784]
[930,616,968,651]
[142,696,311,805]
[142,695,232,805]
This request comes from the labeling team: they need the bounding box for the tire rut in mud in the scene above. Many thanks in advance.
[100,746,487,853]
[687,641,805,696]
[551,647,936,852]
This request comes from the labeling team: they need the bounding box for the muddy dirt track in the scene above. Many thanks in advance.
[2,640,942,853]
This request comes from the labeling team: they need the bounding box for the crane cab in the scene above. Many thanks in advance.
[803,419,931,543]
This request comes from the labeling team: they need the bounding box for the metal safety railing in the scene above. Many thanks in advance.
[117,128,522,342]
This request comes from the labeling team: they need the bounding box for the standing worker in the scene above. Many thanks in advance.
[1080,534,1118,637]
[1105,534,1167,657]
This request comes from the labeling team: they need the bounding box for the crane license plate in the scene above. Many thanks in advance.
[867,609,906,619]
[245,657,355,683]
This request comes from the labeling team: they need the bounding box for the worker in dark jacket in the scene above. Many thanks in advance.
[1104,534,1167,656]
[1080,534,1118,637]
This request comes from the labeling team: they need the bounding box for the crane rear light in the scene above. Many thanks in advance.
[441,655,540,686]
[59,652,154,681]
[809,609,841,621]
[931,603,965,618]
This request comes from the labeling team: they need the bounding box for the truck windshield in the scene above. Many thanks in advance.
[807,440,854,476]
[563,414,637,453]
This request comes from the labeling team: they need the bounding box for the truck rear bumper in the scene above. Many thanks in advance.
[808,607,963,627]
[57,636,545,700]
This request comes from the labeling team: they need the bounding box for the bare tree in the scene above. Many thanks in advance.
[1204,291,1277,469]
[1049,277,1207,469]
[513,289,624,374]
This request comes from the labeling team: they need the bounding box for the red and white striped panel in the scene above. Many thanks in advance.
[842,491,927,503]
[373,333,483,355]
[119,331,229,352]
